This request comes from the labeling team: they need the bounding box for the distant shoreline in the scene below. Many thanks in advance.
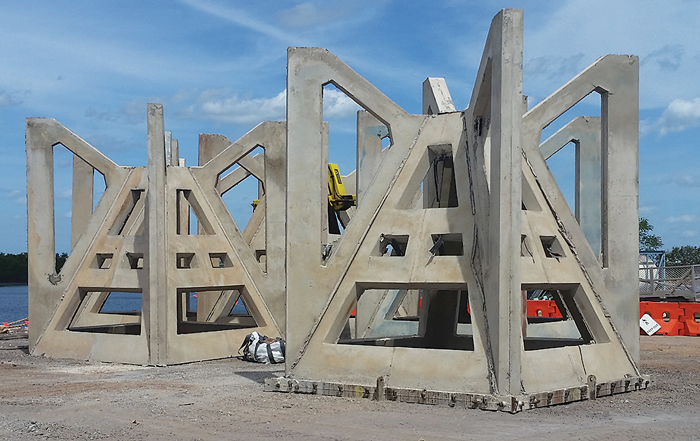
[0,283,27,287]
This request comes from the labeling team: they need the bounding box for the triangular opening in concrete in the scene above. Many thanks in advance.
[67,289,142,335]
[176,189,215,235]
[177,287,260,334]
[338,286,474,351]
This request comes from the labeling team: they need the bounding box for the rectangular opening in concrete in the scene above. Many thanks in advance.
[127,252,144,269]
[177,287,259,334]
[397,144,458,210]
[430,233,463,256]
[67,289,142,335]
[176,252,195,269]
[540,235,566,259]
[377,234,409,256]
[423,145,458,209]
[339,287,473,351]
[94,253,113,269]
[209,252,232,268]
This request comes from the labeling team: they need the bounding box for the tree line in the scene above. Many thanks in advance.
[640,218,700,265]
[0,252,68,284]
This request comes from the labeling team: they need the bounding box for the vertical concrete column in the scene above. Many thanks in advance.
[321,122,330,242]
[601,57,640,362]
[199,134,223,166]
[356,111,385,204]
[71,156,94,250]
[422,78,456,115]
[285,48,326,373]
[145,103,168,365]
[482,9,524,396]
[26,120,57,349]
[196,134,230,322]
[170,138,180,167]
[263,124,287,319]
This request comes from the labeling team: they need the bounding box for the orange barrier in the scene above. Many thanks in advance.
[639,302,685,336]
[526,300,563,318]
[679,303,700,336]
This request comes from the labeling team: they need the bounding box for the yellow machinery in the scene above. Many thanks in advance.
[327,163,356,211]
[252,163,355,217]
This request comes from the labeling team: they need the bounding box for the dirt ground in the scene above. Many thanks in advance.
[1,332,699,441]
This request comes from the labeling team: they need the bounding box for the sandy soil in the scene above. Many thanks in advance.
[1,332,699,440]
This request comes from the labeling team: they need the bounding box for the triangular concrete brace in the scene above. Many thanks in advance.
[26,112,285,365]
[266,9,648,412]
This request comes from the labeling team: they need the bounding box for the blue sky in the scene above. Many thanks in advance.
[1,0,699,254]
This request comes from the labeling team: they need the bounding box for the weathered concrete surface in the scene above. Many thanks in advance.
[276,8,642,412]
[26,110,285,365]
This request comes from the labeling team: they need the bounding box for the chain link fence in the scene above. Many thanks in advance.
[639,263,700,301]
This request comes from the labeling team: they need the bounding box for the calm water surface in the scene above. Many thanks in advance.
[0,285,28,323]
[0,285,246,323]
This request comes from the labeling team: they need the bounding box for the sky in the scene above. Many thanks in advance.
[1,0,700,254]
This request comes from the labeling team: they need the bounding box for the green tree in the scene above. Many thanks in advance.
[639,218,663,251]
[56,252,68,273]
[666,246,700,266]
[0,252,28,284]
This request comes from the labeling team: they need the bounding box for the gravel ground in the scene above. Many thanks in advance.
[1,331,699,440]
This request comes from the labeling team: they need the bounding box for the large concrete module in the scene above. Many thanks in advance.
[25,6,646,411]
[265,9,647,412]
[26,109,285,365]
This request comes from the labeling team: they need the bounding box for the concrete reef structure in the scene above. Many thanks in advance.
[26,108,285,365]
[26,8,646,411]
[265,9,647,412]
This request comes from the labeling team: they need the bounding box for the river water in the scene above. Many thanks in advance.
[0,285,28,323]
[0,285,247,323]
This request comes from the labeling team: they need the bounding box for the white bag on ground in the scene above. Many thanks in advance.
[238,331,285,364]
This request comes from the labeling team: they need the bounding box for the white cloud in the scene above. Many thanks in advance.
[180,89,286,125]
[276,2,338,29]
[665,214,700,223]
[656,97,700,134]
[673,174,700,187]
[0,189,26,206]
[179,0,303,44]
[682,230,698,238]
[323,88,361,118]
[0,89,23,107]
[176,87,361,125]
[522,0,700,109]
[524,53,585,83]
